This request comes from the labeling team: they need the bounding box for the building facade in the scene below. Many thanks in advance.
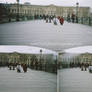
[77,53,92,63]
[9,4,90,17]
[58,52,92,63]
[0,3,91,21]
[0,52,55,66]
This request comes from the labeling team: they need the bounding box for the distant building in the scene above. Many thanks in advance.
[58,52,92,63]
[77,53,92,63]
[0,52,55,66]
[0,3,91,20]
[9,4,90,17]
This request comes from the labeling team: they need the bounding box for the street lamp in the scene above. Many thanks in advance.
[16,0,19,21]
[40,49,42,62]
[76,2,79,23]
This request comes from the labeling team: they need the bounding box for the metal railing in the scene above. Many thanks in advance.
[66,17,92,26]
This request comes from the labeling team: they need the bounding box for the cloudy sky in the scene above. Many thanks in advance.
[0,0,92,8]
[0,45,57,55]
[65,46,92,54]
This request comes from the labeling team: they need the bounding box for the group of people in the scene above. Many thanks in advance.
[67,13,78,23]
[58,16,64,25]
[8,63,28,73]
[69,62,92,72]
[17,63,27,73]
[7,61,57,73]
[80,62,89,71]
[80,62,92,73]
[45,15,64,25]
[60,61,92,73]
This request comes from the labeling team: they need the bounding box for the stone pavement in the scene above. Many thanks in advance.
[58,68,92,92]
[0,20,92,51]
[0,67,56,92]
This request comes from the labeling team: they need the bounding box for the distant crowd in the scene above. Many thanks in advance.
[44,15,64,25]
[7,62,57,74]
[8,63,27,73]
[33,14,79,25]
[58,61,92,73]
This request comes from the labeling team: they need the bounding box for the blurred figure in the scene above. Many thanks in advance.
[12,63,16,70]
[49,16,52,23]
[71,13,75,23]
[81,63,84,71]
[17,63,23,73]
[89,65,92,73]
[59,16,64,25]
[53,17,57,25]
[88,63,92,73]
[23,64,28,73]
[67,14,71,22]
[8,63,12,70]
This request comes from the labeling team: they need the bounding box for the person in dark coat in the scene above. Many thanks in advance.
[59,17,64,25]
[23,64,27,73]
[71,13,75,23]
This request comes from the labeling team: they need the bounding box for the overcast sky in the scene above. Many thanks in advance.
[0,0,92,8]
[0,45,57,55]
[65,46,92,54]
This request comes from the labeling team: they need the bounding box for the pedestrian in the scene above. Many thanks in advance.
[59,17,64,25]
[30,61,34,69]
[84,63,87,71]
[88,65,92,73]
[53,17,57,25]
[71,13,75,23]
[67,14,71,22]
[17,63,23,73]
[49,16,52,23]
[81,63,84,71]
[46,18,48,23]
[23,64,28,73]
[35,61,38,70]
[13,63,16,70]
[9,63,12,70]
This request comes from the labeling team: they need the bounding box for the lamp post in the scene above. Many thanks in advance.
[40,49,42,62]
[16,0,19,21]
[76,2,79,23]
